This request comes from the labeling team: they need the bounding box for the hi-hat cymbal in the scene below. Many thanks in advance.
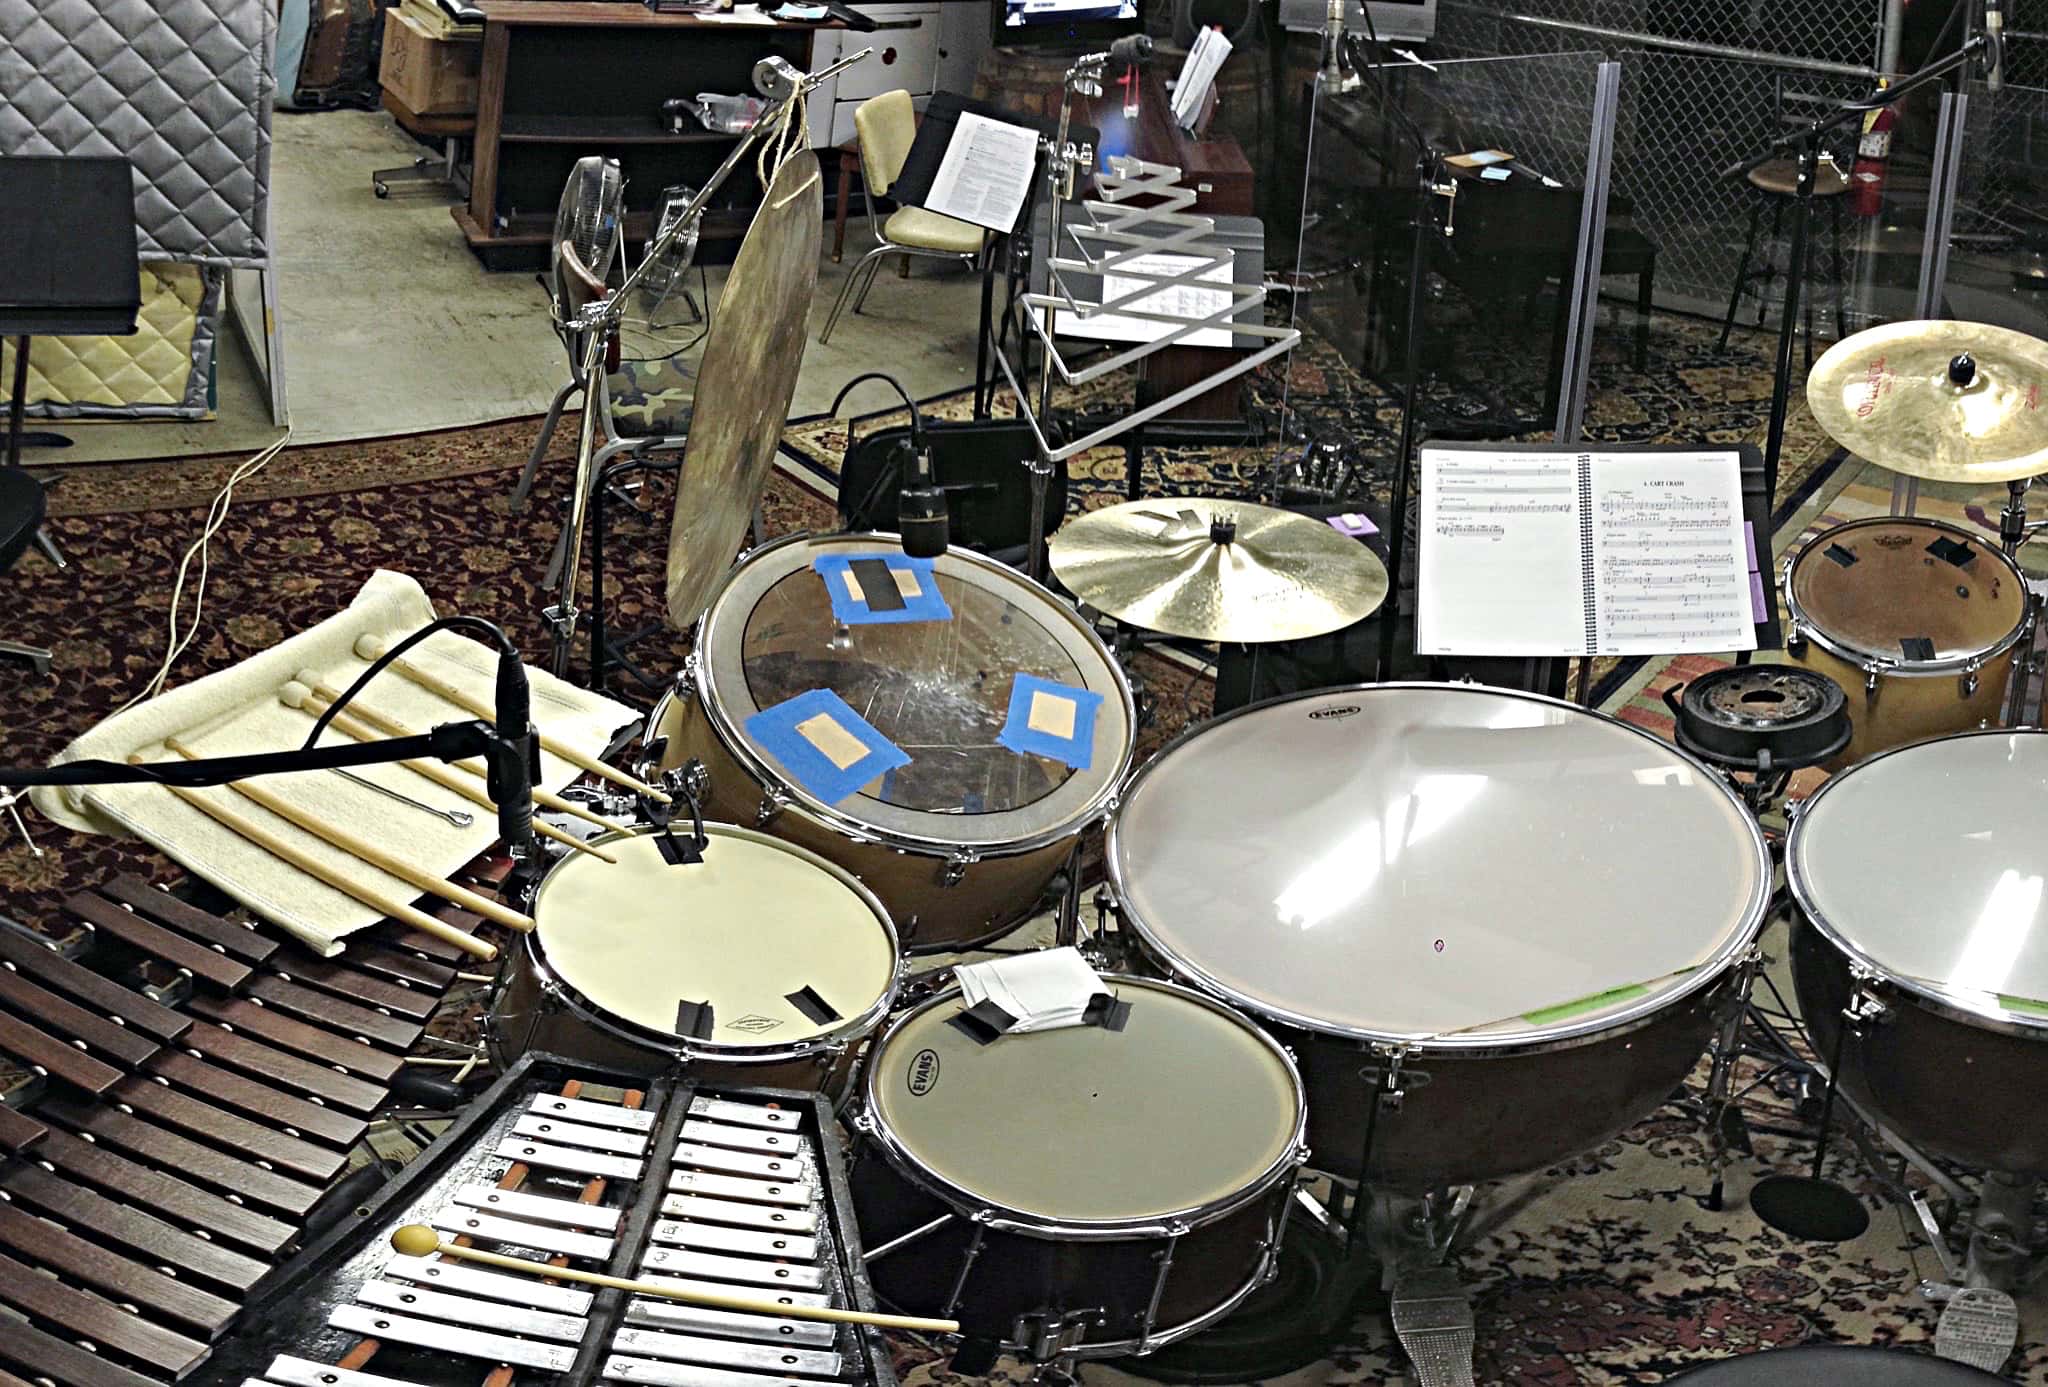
[1049,498,1389,643]
[1806,320,2048,485]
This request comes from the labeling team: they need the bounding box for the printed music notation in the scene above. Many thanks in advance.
[1417,447,1757,657]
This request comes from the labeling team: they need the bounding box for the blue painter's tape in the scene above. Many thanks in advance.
[812,553,953,625]
[997,674,1104,771]
[744,688,910,805]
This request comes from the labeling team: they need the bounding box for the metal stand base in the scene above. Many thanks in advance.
[373,140,470,200]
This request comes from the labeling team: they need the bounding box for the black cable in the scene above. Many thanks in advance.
[305,615,518,750]
[0,724,491,789]
[829,372,928,527]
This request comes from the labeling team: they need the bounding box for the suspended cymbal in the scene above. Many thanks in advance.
[665,154,824,630]
[1806,320,2048,484]
[1049,498,1389,643]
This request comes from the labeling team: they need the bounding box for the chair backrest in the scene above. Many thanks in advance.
[854,90,917,201]
[0,467,47,574]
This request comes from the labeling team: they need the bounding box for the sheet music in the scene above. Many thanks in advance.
[1590,452,1753,654]
[1056,250,1235,347]
[924,111,1039,234]
[1417,450,1589,656]
[1416,446,1758,657]
[1171,26,1232,128]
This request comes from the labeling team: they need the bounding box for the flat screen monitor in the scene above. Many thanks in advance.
[1278,0,1437,45]
[993,0,1145,47]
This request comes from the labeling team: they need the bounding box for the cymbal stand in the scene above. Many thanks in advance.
[1996,477,2043,727]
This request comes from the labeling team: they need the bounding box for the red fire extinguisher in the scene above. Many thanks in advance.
[1850,100,1897,217]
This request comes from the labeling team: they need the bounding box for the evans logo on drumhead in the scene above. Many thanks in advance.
[728,1014,783,1034]
[907,1049,941,1096]
[1310,705,1361,721]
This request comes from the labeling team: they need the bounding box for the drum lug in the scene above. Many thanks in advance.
[673,659,698,703]
[1017,1310,1100,1362]
[1368,1041,1424,1112]
[754,789,788,828]
[1860,661,1882,697]
[1786,623,1808,659]
[668,757,711,805]
[1960,658,1982,699]
[937,851,980,888]
[1845,965,1891,1029]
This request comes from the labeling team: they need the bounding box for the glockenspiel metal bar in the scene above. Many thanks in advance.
[649,1217,820,1262]
[671,1143,810,1182]
[668,1168,814,1208]
[430,1205,618,1260]
[659,1192,819,1234]
[327,1303,579,1371]
[514,1111,653,1157]
[686,1097,800,1131]
[381,1252,596,1315]
[624,1297,838,1348]
[608,1326,845,1377]
[602,1355,817,1387]
[679,1119,805,1157]
[355,1278,592,1342]
[453,1181,625,1231]
[262,1354,434,1387]
[531,1093,659,1131]
[496,1135,644,1182]
[640,1244,828,1291]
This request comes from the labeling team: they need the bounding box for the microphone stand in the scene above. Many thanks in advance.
[1720,31,1997,507]
[1340,34,1456,682]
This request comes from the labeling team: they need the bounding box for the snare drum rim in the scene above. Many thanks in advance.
[1782,516,2033,674]
[523,824,905,1066]
[687,531,1139,855]
[1105,682,1774,1054]
[1786,727,2048,1038]
[856,974,1309,1240]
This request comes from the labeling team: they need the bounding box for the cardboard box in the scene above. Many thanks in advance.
[379,7,480,117]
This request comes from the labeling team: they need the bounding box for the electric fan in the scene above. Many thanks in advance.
[550,155,624,328]
[624,183,705,332]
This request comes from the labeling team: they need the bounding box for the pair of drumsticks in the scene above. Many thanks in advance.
[140,637,663,961]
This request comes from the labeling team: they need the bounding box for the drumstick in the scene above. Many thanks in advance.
[297,674,628,840]
[388,1225,960,1334]
[130,757,497,962]
[160,737,536,934]
[353,634,670,804]
[279,683,618,866]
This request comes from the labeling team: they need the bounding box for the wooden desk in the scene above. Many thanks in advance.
[456,3,840,270]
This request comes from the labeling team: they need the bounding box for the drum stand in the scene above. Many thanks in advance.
[1996,478,2045,728]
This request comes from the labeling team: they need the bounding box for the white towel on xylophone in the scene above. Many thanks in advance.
[34,570,642,955]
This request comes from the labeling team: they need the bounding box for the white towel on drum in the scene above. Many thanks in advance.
[32,571,643,956]
[956,947,1113,1035]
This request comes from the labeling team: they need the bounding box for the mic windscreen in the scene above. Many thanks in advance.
[899,486,950,560]
[1110,33,1155,65]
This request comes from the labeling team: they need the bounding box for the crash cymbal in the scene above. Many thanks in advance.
[1806,320,2048,485]
[1049,498,1389,643]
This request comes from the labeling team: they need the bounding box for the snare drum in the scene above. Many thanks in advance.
[1107,684,1772,1191]
[650,532,1135,951]
[1787,729,2048,1174]
[488,825,900,1087]
[848,975,1306,1360]
[1784,516,2030,766]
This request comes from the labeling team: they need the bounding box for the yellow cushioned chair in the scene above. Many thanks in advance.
[819,89,988,344]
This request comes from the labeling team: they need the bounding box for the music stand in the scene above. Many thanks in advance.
[0,156,141,569]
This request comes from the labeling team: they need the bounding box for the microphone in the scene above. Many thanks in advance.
[1109,33,1154,66]
[1984,0,2005,92]
[486,646,540,861]
[897,406,949,559]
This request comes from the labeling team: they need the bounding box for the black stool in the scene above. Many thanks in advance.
[0,465,52,673]
[1667,1343,2007,1383]
[1717,154,1851,368]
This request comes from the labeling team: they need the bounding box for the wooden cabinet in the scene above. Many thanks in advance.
[456,2,840,270]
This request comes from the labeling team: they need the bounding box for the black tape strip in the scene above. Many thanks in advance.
[654,829,702,866]
[785,985,840,1025]
[947,1000,1016,1046]
[1900,636,1937,661]
[1926,536,1976,567]
[847,558,908,612]
[1824,543,1859,567]
[674,999,715,1040]
[1084,992,1132,1032]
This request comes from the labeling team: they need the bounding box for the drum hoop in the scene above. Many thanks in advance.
[689,530,1138,854]
[858,974,1308,1239]
[523,824,904,1063]
[1782,516,2033,673]
[1105,682,1774,1053]
[1786,726,2048,1038]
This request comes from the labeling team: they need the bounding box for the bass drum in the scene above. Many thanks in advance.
[649,532,1135,952]
[1783,516,2030,767]
[1106,684,1772,1191]
[1787,729,2048,1174]
[849,975,1306,1361]
[488,825,900,1089]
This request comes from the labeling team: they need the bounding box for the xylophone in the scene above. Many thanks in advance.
[0,861,499,1386]
[200,1055,902,1387]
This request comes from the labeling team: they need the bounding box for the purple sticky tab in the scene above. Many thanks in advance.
[1328,512,1379,538]
[1749,569,1769,623]
[1743,520,1760,571]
